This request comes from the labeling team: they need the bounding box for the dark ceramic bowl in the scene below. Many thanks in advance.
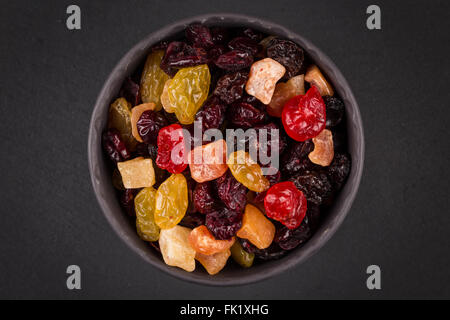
[88,13,364,286]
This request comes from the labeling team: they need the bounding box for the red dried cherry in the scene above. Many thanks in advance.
[282,86,326,142]
[264,181,307,229]
[156,124,188,174]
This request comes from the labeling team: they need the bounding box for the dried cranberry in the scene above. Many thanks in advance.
[327,153,351,190]
[205,207,243,240]
[228,37,260,56]
[193,182,218,214]
[119,77,140,106]
[289,171,332,206]
[179,212,206,229]
[136,110,168,144]
[228,101,266,128]
[102,128,131,163]
[281,140,315,175]
[213,71,249,104]
[120,189,137,217]
[156,124,188,174]
[264,181,307,229]
[160,41,209,76]
[195,96,226,133]
[323,96,345,128]
[211,27,230,44]
[215,170,247,213]
[214,50,253,71]
[185,23,214,49]
[267,39,304,78]
[282,86,326,142]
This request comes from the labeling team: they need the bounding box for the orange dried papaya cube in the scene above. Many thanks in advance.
[188,225,235,255]
[131,103,156,142]
[237,204,275,249]
[196,249,231,275]
[189,139,228,183]
[117,157,155,189]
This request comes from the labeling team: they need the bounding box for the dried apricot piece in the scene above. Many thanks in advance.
[227,150,270,192]
[159,226,196,272]
[140,50,170,110]
[245,58,286,104]
[308,129,334,166]
[188,225,235,255]
[189,139,228,183]
[267,75,305,117]
[117,157,155,189]
[305,65,334,96]
[237,204,275,249]
[108,97,137,151]
[155,174,188,229]
[196,249,231,275]
[135,187,160,242]
[131,103,156,142]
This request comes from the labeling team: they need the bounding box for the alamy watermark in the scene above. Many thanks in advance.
[171,120,280,175]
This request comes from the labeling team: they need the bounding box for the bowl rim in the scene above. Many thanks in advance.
[88,13,365,287]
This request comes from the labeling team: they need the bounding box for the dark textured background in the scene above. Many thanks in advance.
[0,0,449,299]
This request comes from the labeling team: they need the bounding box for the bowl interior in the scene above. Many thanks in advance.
[88,13,364,286]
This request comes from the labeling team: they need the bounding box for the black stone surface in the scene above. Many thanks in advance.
[0,0,449,299]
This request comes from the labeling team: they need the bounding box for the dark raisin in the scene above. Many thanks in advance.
[185,23,214,49]
[240,239,287,261]
[195,96,226,133]
[280,140,314,175]
[120,189,137,217]
[228,101,266,128]
[160,41,209,76]
[211,27,230,44]
[179,212,205,229]
[193,182,218,214]
[228,37,260,56]
[306,204,321,232]
[267,39,304,78]
[327,153,351,190]
[205,207,243,240]
[254,122,286,159]
[136,110,168,144]
[275,222,311,251]
[215,171,248,213]
[213,71,249,104]
[323,96,345,128]
[119,77,140,106]
[102,128,131,163]
[239,28,264,42]
[289,171,332,206]
[214,50,253,71]
[207,44,226,63]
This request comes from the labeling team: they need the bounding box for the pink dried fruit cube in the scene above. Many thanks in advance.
[245,58,286,104]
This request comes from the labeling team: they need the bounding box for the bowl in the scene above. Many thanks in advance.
[88,13,364,286]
